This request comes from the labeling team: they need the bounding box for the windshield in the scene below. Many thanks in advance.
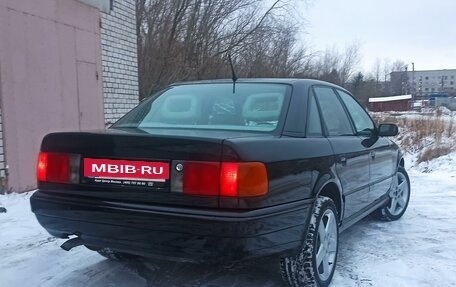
[112,83,290,132]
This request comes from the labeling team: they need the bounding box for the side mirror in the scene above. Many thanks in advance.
[377,124,398,137]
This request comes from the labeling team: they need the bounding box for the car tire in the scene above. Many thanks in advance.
[280,196,339,287]
[372,166,411,221]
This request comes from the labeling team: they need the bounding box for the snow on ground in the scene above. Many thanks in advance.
[415,152,456,174]
[1,158,456,287]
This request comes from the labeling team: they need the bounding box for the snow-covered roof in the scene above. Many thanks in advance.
[369,95,412,103]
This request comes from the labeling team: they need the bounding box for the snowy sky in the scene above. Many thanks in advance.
[301,0,456,73]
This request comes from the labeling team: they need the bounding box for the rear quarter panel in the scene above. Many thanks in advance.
[220,137,336,209]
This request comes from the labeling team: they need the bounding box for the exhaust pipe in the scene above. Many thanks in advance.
[60,237,84,251]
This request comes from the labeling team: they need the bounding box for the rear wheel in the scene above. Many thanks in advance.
[373,166,410,221]
[280,196,339,287]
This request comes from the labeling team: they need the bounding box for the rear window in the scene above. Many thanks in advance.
[113,83,290,132]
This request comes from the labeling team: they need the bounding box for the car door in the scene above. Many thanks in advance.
[367,137,396,201]
[336,89,396,204]
[313,86,371,220]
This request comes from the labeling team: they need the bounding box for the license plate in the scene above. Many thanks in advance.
[83,158,169,183]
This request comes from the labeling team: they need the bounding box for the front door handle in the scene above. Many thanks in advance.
[370,151,376,159]
[339,156,347,166]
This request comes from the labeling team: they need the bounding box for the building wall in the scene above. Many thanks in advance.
[0,102,5,191]
[0,0,139,191]
[0,0,105,191]
[369,100,410,112]
[391,69,456,98]
[100,0,139,126]
[392,69,456,97]
[411,70,456,96]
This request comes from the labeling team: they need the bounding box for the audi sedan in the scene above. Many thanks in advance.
[31,79,410,287]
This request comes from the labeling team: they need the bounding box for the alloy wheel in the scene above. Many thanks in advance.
[387,171,409,216]
[316,209,338,281]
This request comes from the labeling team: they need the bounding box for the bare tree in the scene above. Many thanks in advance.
[371,58,382,97]
[302,42,361,87]
[135,0,395,106]
[339,42,361,85]
[136,0,310,98]
[391,59,408,72]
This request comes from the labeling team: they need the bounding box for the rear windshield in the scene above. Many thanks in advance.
[112,83,290,132]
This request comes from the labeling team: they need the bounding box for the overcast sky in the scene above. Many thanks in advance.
[302,0,456,73]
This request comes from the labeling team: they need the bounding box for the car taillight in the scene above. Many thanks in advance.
[220,162,268,197]
[183,161,220,196]
[37,152,80,184]
[178,161,268,197]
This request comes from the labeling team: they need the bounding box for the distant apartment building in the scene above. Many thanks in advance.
[391,69,456,98]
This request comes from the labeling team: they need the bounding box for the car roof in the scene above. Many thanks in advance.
[171,78,346,90]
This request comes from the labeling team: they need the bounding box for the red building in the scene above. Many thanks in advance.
[368,95,412,112]
[0,0,139,192]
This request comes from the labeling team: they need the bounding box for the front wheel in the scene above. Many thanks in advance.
[373,166,411,221]
[280,196,339,287]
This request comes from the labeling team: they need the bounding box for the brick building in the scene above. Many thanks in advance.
[368,95,412,112]
[0,0,139,192]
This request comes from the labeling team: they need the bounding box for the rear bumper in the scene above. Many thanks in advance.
[30,191,313,263]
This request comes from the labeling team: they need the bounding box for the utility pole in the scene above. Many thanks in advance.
[441,76,444,92]
[402,66,408,94]
[412,62,415,99]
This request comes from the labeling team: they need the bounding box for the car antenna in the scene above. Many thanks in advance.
[228,54,238,93]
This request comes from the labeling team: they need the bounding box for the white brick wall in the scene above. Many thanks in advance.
[100,0,139,126]
[0,106,5,179]
[0,102,7,193]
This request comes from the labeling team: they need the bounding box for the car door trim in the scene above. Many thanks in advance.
[340,195,389,232]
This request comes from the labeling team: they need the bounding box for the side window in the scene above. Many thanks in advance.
[313,86,354,136]
[337,90,375,136]
[306,91,323,137]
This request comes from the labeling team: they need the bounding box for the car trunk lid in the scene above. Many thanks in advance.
[39,128,262,208]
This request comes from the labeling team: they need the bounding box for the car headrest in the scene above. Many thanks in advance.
[242,93,284,121]
[159,95,200,121]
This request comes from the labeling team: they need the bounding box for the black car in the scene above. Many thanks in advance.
[31,79,411,287]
